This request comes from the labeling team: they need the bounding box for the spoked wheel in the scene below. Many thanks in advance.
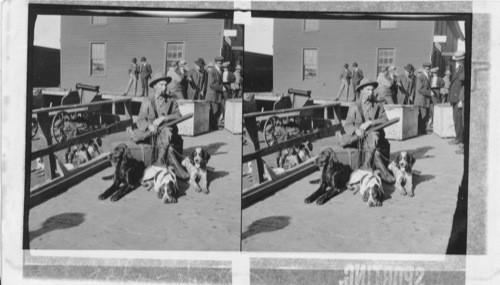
[263,116,280,147]
[51,111,76,143]
[31,118,39,139]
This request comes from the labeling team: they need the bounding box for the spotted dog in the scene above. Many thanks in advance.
[142,165,179,204]
[388,151,416,197]
[348,169,385,207]
[182,147,211,194]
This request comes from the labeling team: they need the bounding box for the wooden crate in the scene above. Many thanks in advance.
[225,99,242,134]
[177,100,210,136]
[433,103,456,138]
[383,104,419,140]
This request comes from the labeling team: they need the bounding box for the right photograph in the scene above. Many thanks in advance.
[242,14,468,253]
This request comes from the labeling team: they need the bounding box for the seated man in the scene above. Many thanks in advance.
[343,78,395,183]
[135,72,183,167]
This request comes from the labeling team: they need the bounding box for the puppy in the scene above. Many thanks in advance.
[182,147,211,194]
[304,147,352,205]
[98,143,145,202]
[142,165,179,203]
[348,169,385,207]
[388,151,415,197]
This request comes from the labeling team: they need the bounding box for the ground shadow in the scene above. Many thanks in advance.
[242,216,291,240]
[412,171,436,188]
[29,212,85,242]
[183,142,227,157]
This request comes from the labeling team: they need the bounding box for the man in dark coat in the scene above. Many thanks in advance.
[206,56,224,130]
[343,78,395,183]
[414,62,433,134]
[449,50,465,149]
[396,64,415,105]
[351,62,364,100]
[139,57,153,97]
[187,58,208,100]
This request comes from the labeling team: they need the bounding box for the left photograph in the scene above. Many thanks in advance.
[26,6,243,251]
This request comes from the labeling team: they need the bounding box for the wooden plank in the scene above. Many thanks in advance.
[32,97,132,114]
[242,125,341,164]
[102,94,146,103]
[31,120,132,160]
[242,158,318,209]
[30,153,111,208]
[243,103,340,119]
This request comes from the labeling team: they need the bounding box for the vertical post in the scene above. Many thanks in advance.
[244,117,264,184]
[37,112,57,180]
[124,99,132,120]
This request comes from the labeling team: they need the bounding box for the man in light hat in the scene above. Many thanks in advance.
[335,63,352,101]
[351,62,364,100]
[396,63,415,104]
[415,61,433,134]
[167,60,187,99]
[187,58,207,100]
[139,57,153,97]
[449,50,465,151]
[135,72,184,168]
[233,65,243,98]
[343,78,395,183]
[206,56,224,130]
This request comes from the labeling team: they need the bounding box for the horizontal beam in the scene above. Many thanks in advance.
[31,120,132,160]
[242,158,318,209]
[243,102,341,119]
[101,94,146,103]
[242,125,341,163]
[32,97,132,114]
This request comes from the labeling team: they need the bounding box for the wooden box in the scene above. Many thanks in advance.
[433,103,456,138]
[383,104,419,140]
[110,141,153,167]
[177,99,210,136]
[225,99,242,134]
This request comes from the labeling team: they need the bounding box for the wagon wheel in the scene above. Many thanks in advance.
[263,116,280,147]
[31,118,39,139]
[51,111,76,143]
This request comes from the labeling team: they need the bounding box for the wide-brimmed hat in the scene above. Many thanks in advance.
[222,61,230,68]
[179,60,187,66]
[140,56,146,61]
[430,67,439,73]
[352,62,358,67]
[214,56,224,62]
[452,50,465,61]
[235,65,242,70]
[356,78,378,92]
[422,62,432,68]
[149,72,172,88]
[195,58,206,66]
[404,63,415,72]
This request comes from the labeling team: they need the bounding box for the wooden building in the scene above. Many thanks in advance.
[273,19,464,100]
[33,46,60,88]
[60,16,243,94]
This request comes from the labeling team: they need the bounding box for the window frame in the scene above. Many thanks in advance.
[376,48,396,75]
[166,17,187,24]
[89,42,107,77]
[90,16,107,26]
[302,48,318,81]
[378,20,398,30]
[303,19,319,32]
[164,41,186,74]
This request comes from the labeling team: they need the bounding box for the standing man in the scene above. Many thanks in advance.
[335,63,352,101]
[376,66,395,104]
[206,56,224,130]
[123,57,139,96]
[187,58,207,100]
[343,78,395,183]
[351,62,364,100]
[414,62,433,135]
[388,65,398,103]
[449,50,465,148]
[396,64,415,105]
[139,57,152,97]
[233,65,243,98]
[167,61,186,100]
[441,70,451,103]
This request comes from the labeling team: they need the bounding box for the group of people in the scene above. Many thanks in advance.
[341,49,466,182]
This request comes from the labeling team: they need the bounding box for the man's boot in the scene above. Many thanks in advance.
[374,151,395,183]
[155,146,167,166]
[167,147,190,180]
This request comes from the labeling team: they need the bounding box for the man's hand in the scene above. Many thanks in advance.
[458,101,463,108]
[355,128,364,136]
[148,124,158,133]
[360,120,372,131]
[153,116,165,127]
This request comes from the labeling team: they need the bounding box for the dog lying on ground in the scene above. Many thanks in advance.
[142,165,179,203]
[182,147,211,194]
[388,151,416,197]
[99,143,145,202]
[304,147,352,205]
[348,169,385,207]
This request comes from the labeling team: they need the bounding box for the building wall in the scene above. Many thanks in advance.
[33,46,60,88]
[273,19,435,100]
[61,16,225,93]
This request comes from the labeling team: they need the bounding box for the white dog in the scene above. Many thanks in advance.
[348,169,385,207]
[142,165,179,204]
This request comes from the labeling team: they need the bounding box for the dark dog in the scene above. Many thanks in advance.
[304,147,352,205]
[99,143,145,202]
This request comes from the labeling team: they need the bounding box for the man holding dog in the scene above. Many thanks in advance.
[343,78,395,183]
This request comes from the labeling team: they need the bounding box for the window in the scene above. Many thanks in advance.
[166,18,187,24]
[304,19,319,31]
[379,20,397,29]
[90,43,106,76]
[165,42,185,73]
[377,48,395,74]
[91,16,107,25]
[303,49,318,80]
